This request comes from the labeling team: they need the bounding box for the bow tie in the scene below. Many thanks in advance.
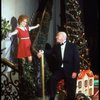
[60,43,64,46]
[60,41,66,46]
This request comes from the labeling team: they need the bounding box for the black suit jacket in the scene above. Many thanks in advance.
[45,41,80,76]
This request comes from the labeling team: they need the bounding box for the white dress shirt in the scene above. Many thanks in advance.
[60,41,66,68]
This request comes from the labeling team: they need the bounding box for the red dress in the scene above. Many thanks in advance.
[16,26,32,58]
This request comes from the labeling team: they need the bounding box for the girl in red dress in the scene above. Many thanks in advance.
[8,15,40,63]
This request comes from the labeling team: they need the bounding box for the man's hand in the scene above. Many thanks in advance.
[37,50,44,59]
[72,72,77,79]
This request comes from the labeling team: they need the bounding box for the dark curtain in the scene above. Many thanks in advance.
[82,0,99,74]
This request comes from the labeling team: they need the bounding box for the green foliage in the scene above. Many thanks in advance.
[20,62,37,98]
[1,18,11,40]
[23,62,36,89]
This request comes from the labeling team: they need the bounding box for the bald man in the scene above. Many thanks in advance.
[37,32,80,100]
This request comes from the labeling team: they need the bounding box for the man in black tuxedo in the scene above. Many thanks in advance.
[37,31,80,100]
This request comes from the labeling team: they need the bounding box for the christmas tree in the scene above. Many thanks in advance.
[64,0,91,70]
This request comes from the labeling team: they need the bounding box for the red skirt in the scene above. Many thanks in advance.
[17,39,32,58]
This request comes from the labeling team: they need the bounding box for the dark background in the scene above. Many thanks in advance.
[82,0,99,74]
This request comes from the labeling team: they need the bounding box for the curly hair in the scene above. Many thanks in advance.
[18,15,28,24]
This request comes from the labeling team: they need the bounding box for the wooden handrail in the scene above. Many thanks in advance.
[1,58,19,72]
